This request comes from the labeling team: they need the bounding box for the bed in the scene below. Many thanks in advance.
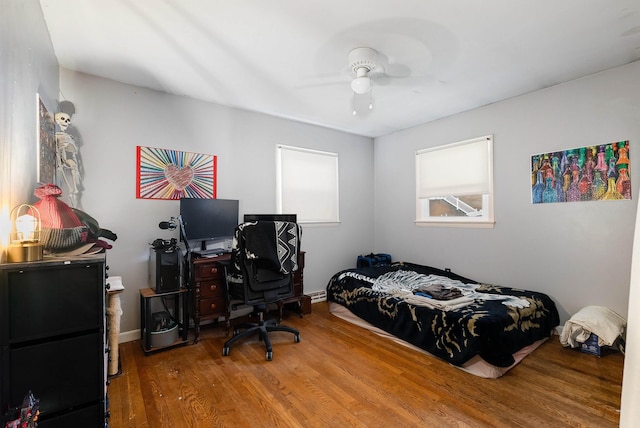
[326,261,560,378]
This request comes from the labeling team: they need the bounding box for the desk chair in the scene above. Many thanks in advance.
[222,221,301,361]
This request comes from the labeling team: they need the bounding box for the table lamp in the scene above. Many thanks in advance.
[7,204,43,262]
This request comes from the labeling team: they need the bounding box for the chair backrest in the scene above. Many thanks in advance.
[229,220,301,305]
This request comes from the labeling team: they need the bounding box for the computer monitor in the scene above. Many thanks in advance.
[179,198,239,249]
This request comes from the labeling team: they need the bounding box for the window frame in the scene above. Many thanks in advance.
[276,144,340,224]
[415,135,495,228]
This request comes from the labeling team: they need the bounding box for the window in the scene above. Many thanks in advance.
[416,135,494,227]
[276,145,339,223]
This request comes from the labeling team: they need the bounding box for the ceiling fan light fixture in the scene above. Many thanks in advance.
[351,90,374,116]
[351,74,371,94]
[348,47,378,113]
[348,48,377,95]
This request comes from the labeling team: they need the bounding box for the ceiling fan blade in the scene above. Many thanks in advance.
[295,76,348,90]
[372,74,436,88]
[295,64,352,89]
[373,51,412,79]
[383,62,412,78]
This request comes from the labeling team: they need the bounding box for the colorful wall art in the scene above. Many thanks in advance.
[136,146,216,200]
[531,141,631,204]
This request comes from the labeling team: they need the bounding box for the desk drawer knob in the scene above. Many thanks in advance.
[210,303,217,310]
[209,284,217,292]
[209,267,218,275]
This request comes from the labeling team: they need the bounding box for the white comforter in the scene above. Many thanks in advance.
[559,305,626,347]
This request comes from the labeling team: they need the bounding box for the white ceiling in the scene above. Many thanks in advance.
[39,0,640,138]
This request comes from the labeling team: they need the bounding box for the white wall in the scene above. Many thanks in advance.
[621,189,640,425]
[59,69,375,334]
[0,0,58,214]
[375,61,640,324]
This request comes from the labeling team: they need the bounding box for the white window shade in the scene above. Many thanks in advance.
[277,145,339,223]
[417,136,492,198]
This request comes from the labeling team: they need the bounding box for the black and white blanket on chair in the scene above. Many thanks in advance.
[233,221,300,275]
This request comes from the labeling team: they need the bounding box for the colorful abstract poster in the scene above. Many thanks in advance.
[136,146,216,200]
[531,141,631,204]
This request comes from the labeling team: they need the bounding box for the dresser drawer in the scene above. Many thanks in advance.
[197,280,224,298]
[194,262,223,280]
[199,296,226,316]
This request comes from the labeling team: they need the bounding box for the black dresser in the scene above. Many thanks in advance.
[0,254,108,427]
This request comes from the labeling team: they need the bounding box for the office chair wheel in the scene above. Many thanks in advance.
[222,347,230,356]
[294,333,301,343]
[266,351,273,361]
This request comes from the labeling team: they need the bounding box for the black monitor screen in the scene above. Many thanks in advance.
[180,198,239,242]
[243,214,297,223]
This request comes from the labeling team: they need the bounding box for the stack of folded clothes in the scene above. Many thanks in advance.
[413,283,463,300]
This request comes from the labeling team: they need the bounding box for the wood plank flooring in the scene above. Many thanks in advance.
[108,302,624,427]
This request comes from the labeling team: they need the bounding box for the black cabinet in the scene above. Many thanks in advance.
[0,255,107,427]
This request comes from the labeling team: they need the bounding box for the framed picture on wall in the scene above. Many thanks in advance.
[531,140,631,204]
[136,145,217,200]
[37,94,56,184]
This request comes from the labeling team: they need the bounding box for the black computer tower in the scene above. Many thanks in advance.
[149,247,182,293]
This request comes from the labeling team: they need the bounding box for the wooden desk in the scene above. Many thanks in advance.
[191,253,232,342]
[190,252,306,342]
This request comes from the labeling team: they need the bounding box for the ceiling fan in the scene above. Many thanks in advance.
[348,47,381,94]
[347,47,384,115]
[301,46,420,115]
[346,47,421,115]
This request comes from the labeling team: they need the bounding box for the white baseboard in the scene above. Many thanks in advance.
[119,308,559,346]
[119,329,140,344]
[306,290,327,303]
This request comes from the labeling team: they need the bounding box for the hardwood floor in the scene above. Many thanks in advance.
[108,302,624,427]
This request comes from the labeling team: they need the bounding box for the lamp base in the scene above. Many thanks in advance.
[8,243,44,263]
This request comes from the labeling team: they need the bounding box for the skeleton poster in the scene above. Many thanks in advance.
[37,94,56,184]
[531,140,631,204]
[136,146,217,200]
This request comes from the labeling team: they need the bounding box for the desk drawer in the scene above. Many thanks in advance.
[293,282,302,296]
[197,280,224,298]
[199,296,226,316]
[194,263,223,280]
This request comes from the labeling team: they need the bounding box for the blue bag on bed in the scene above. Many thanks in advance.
[357,253,392,268]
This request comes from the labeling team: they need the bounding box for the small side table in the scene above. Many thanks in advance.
[139,287,189,355]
